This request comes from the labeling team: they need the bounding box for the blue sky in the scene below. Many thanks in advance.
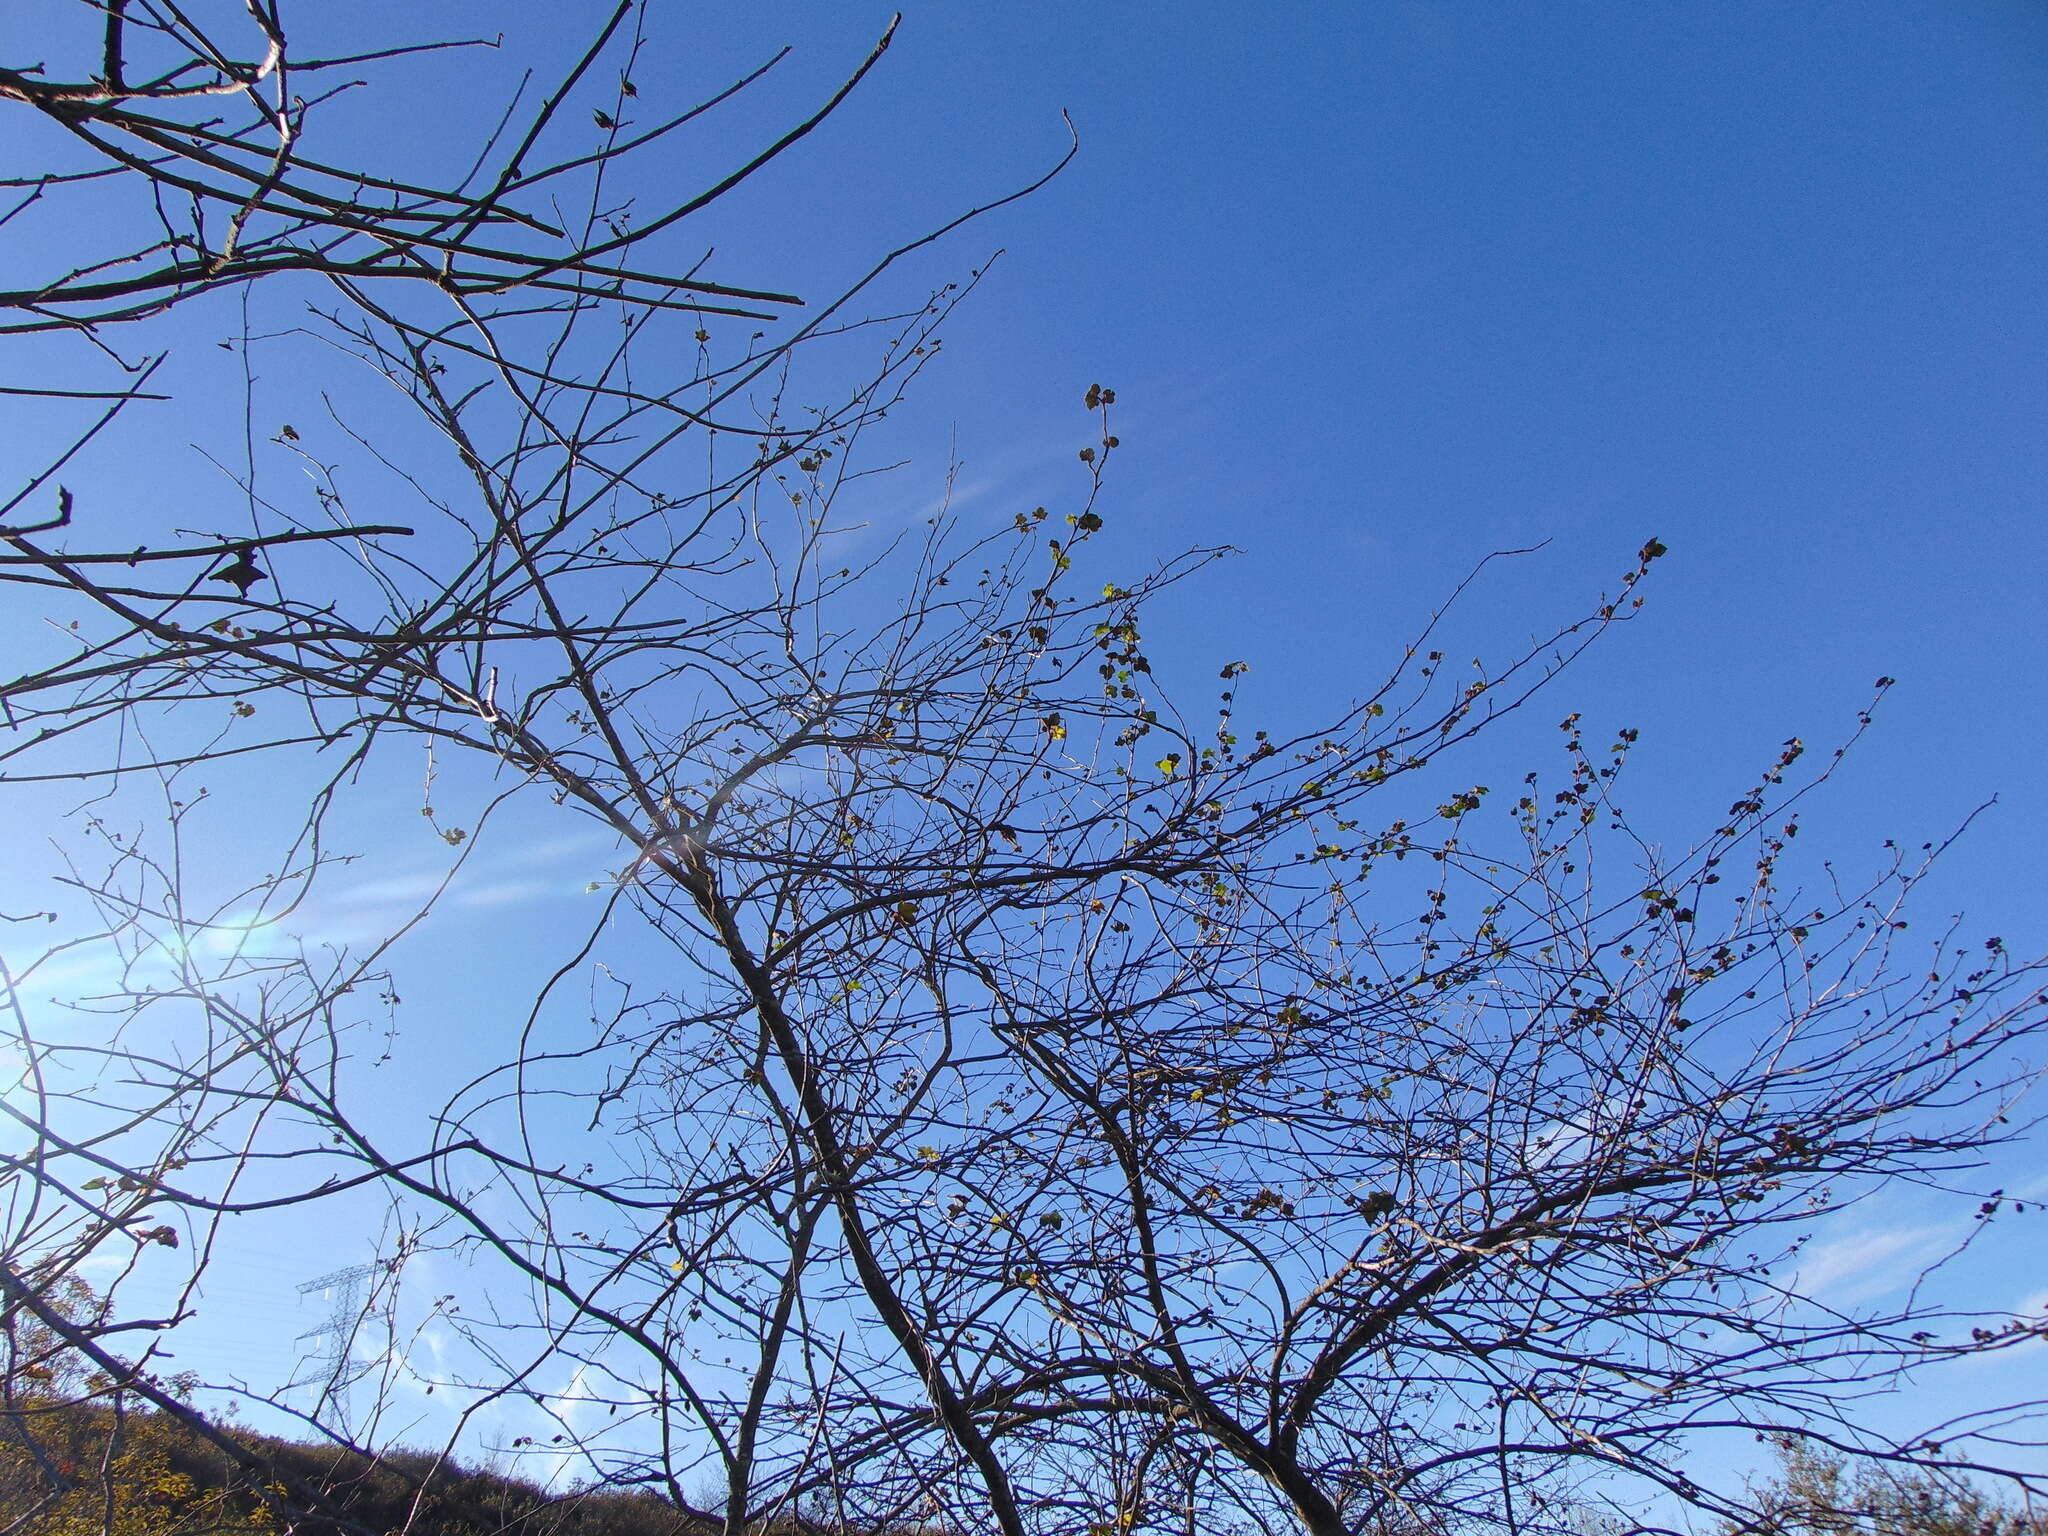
[516,0,2047,923]
[7,0,2048,1509]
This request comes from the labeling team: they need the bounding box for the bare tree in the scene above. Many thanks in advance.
[3,9,2044,1536]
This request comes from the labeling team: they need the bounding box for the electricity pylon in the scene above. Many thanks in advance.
[293,1262,377,1435]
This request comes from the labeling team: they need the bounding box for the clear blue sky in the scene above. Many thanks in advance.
[9,0,2047,1502]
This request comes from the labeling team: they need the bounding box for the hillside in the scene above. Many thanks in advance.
[1,1389,702,1536]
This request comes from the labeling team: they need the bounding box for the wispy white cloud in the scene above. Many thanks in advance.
[455,879,553,909]
[331,872,452,908]
[245,830,613,950]
[516,831,618,866]
[2008,1170,2048,1204]
[1790,1221,1954,1306]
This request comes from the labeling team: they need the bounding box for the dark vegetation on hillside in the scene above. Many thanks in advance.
[0,1388,719,1536]
[9,1388,2047,1536]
